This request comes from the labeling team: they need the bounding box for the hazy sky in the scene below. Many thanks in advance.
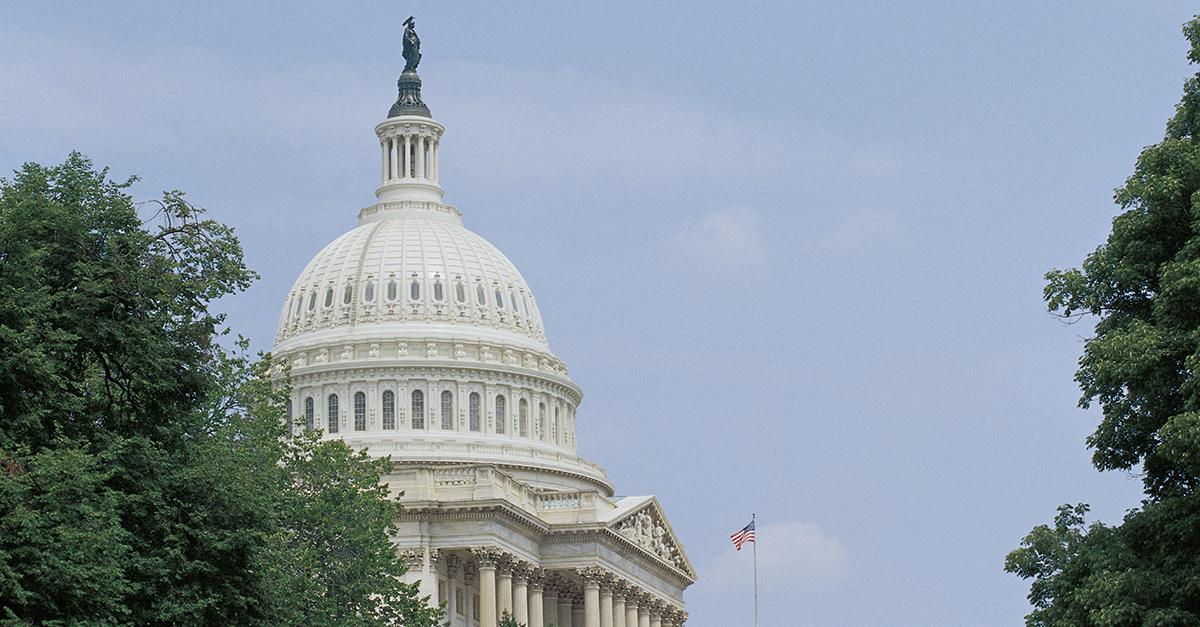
[3,2,1196,625]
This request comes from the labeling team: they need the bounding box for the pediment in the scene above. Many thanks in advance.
[607,497,696,579]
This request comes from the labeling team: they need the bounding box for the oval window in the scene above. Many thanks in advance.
[476,283,486,305]
[387,279,398,301]
[510,290,520,315]
[343,284,353,305]
[495,290,504,310]
[433,279,444,302]
[324,288,334,308]
[364,281,375,303]
[455,282,466,303]
[307,292,317,311]
[410,280,421,301]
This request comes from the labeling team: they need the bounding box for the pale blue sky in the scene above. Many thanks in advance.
[2,2,1195,625]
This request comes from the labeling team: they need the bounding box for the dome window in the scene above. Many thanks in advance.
[387,279,399,302]
[382,390,396,430]
[411,390,425,429]
[433,278,444,302]
[364,280,376,303]
[307,292,317,312]
[469,392,480,432]
[343,284,353,305]
[539,402,547,440]
[323,288,334,309]
[495,395,506,434]
[518,398,529,437]
[455,281,466,304]
[494,289,504,310]
[440,390,454,429]
[410,279,421,302]
[327,394,339,433]
[510,290,521,315]
[293,294,303,318]
[304,397,315,431]
[354,391,366,431]
[476,283,487,306]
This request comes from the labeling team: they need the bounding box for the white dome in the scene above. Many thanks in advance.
[276,208,547,352]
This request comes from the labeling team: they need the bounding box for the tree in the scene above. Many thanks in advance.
[0,154,443,626]
[1005,16,1200,626]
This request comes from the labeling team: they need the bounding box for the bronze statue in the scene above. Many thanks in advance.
[402,16,421,72]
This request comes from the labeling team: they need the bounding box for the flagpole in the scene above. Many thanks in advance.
[752,512,759,627]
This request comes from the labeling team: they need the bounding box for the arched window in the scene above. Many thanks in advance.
[304,397,314,431]
[354,391,366,431]
[518,398,528,437]
[410,279,421,301]
[469,392,480,432]
[440,390,454,429]
[455,281,466,304]
[327,394,339,433]
[382,390,396,430]
[538,402,547,440]
[387,279,398,301]
[324,287,334,308]
[343,284,353,305]
[495,395,506,434]
[307,292,317,311]
[411,389,425,429]
[552,405,559,443]
[364,280,375,303]
[476,283,487,305]
[433,278,444,302]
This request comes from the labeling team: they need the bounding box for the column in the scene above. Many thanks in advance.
[528,571,545,627]
[600,585,614,627]
[473,548,499,627]
[649,605,662,627]
[579,568,602,627]
[637,596,650,627]
[431,139,439,181]
[513,563,529,625]
[498,558,514,618]
[399,548,423,588]
[544,583,560,627]
[572,598,585,627]
[612,583,627,627]
[416,135,426,179]
[557,593,574,627]
[403,135,411,178]
[422,548,439,607]
[446,555,459,621]
[381,140,388,182]
[464,565,477,627]
[389,136,398,180]
[624,596,639,627]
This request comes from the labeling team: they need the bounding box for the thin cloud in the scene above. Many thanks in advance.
[672,207,768,268]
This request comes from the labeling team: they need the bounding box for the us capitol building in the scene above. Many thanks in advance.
[271,21,693,627]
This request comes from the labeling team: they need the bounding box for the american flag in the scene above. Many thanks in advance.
[730,520,756,551]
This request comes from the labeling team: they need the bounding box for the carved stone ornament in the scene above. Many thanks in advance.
[340,344,354,361]
[397,341,408,357]
[397,547,424,569]
[613,506,689,572]
[576,566,606,586]
[368,342,380,358]
[471,546,503,568]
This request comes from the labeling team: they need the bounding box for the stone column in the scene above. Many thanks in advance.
[446,554,460,620]
[416,135,426,179]
[463,564,477,627]
[528,570,545,627]
[473,547,500,627]
[600,583,614,627]
[423,548,440,607]
[624,595,639,627]
[612,583,627,627]
[389,136,398,180]
[637,595,651,627]
[572,596,585,627]
[557,592,574,627]
[578,568,602,627]
[513,563,530,625]
[498,557,514,618]
[381,140,389,182]
[649,604,662,627]
[430,139,438,181]
[543,582,559,627]
[403,135,411,178]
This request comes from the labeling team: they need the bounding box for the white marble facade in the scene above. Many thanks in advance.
[272,68,693,626]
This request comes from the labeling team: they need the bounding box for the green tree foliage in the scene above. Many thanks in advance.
[1006,16,1200,626]
[0,154,442,626]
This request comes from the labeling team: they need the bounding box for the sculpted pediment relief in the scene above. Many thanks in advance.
[609,499,695,578]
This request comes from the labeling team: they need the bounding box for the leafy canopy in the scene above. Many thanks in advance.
[1005,16,1200,626]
